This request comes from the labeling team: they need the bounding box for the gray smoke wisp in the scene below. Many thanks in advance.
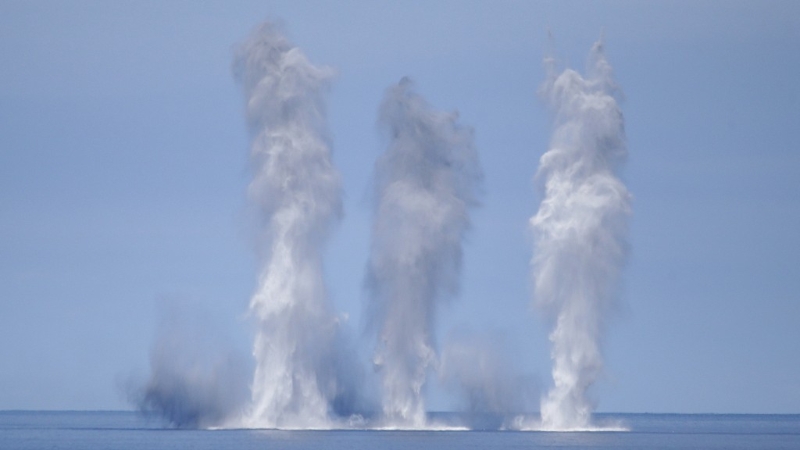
[440,331,536,415]
[366,79,482,428]
[529,40,631,430]
[233,22,346,429]
[129,305,250,428]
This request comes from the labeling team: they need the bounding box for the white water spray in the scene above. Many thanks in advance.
[366,79,482,428]
[233,22,344,429]
[530,39,631,431]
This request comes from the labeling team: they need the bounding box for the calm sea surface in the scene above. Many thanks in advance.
[1,411,799,449]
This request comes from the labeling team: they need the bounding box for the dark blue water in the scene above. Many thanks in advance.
[1,411,799,449]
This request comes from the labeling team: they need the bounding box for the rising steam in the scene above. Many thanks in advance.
[529,39,631,430]
[233,22,346,429]
[366,79,482,427]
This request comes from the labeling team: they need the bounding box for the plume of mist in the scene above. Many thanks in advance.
[530,39,631,430]
[232,21,348,429]
[440,330,536,415]
[128,303,250,428]
[366,78,482,427]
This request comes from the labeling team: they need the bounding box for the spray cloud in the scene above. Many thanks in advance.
[233,22,344,429]
[440,330,535,415]
[130,303,250,428]
[530,40,630,430]
[366,79,482,427]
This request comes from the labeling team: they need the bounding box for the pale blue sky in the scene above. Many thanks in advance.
[1,1,798,413]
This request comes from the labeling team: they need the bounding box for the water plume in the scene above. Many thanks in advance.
[366,78,482,428]
[529,39,631,430]
[233,22,345,429]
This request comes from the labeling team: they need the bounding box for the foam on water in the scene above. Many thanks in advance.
[506,415,630,432]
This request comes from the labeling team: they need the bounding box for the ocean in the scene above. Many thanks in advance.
[1,411,799,449]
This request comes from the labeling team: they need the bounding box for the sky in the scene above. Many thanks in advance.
[1,0,799,414]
